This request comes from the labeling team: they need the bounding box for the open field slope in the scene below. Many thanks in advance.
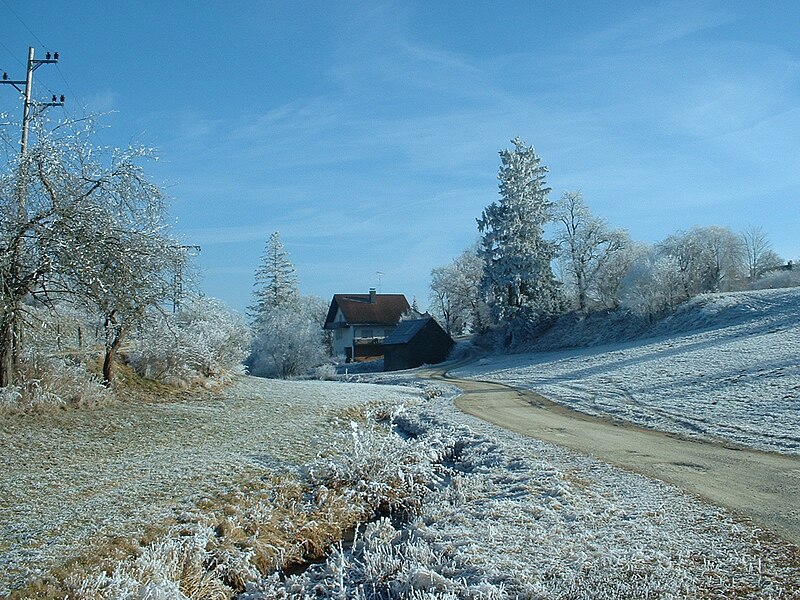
[0,377,418,596]
[456,287,800,455]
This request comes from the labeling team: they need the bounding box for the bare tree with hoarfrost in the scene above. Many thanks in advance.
[0,117,177,387]
[591,234,637,310]
[741,225,782,283]
[477,138,562,331]
[658,225,745,301]
[62,196,181,385]
[248,232,326,378]
[622,246,685,320]
[554,191,631,312]
[692,225,745,292]
[429,244,487,335]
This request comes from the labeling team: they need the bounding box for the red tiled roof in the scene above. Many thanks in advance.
[324,294,410,328]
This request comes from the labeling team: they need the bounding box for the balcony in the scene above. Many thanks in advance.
[353,337,384,345]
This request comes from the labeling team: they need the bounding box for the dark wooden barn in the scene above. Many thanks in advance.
[383,316,455,371]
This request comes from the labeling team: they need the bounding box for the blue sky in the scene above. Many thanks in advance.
[1,1,798,313]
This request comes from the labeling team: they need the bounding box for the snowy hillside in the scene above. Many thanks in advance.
[456,287,800,454]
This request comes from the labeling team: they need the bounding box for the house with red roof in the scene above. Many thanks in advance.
[324,289,411,362]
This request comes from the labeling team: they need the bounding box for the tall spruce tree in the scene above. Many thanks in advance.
[249,231,299,325]
[477,137,561,330]
[248,231,326,378]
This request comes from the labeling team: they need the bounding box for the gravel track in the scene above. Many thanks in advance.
[437,371,800,546]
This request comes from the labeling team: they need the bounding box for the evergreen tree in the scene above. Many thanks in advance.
[249,231,299,325]
[477,138,561,329]
[248,232,326,378]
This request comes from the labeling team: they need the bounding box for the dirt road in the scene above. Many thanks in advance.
[430,371,800,546]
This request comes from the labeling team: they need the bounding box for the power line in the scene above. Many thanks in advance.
[0,2,79,111]
[0,47,64,155]
[0,6,110,145]
[0,0,49,51]
[0,38,25,70]
[54,63,86,116]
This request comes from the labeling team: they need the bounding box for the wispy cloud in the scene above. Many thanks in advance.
[147,1,800,310]
[582,1,732,52]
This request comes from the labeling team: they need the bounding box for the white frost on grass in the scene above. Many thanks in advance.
[0,376,418,596]
[456,288,800,454]
[245,393,799,598]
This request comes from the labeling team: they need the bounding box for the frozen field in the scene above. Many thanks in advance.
[0,377,418,596]
[455,288,800,454]
[5,285,800,597]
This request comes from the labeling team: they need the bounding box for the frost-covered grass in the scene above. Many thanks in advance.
[0,353,112,414]
[457,288,800,454]
[0,376,418,596]
[8,376,799,598]
[245,393,800,598]
[67,404,438,599]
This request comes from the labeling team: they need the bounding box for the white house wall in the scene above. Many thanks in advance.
[333,325,355,357]
[332,308,354,357]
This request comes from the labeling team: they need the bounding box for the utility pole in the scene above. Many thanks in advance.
[172,245,202,313]
[1,47,64,156]
[0,47,64,386]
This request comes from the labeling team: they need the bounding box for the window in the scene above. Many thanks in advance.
[361,329,373,338]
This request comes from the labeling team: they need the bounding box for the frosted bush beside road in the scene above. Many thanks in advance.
[246,393,800,598]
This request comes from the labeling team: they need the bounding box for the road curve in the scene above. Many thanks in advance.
[424,368,800,546]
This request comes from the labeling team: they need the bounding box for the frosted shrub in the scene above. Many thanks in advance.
[0,352,112,413]
[313,363,338,380]
[751,268,800,290]
[130,297,251,384]
[306,413,451,518]
[75,526,232,600]
[248,305,327,379]
[0,385,23,410]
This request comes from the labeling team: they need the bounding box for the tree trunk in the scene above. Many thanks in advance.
[102,313,124,386]
[0,315,15,388]
[102,334,123,387]
[576,270,587,312]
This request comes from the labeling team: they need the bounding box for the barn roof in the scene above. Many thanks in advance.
[383,317,433,345]
[324,293,410,328]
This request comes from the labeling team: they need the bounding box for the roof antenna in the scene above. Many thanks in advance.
[376,271,384,294]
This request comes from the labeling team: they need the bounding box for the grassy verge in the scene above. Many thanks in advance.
[11,403,430,599]
[0,373,421,596]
